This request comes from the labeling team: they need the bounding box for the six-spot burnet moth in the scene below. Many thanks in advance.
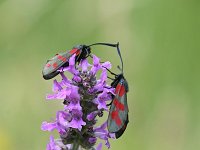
[106,43,129,138]
[42,43,119,80]
[42,42,129,138]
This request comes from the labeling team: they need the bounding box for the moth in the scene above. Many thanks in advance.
[42,43,119,80]
[107,43,129,138]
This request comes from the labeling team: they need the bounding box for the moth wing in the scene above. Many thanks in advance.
[115,115,129,138]
[107,78,129,137]
[42,49,78,79]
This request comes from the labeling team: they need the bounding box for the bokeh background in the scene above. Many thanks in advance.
[0,0,199,150]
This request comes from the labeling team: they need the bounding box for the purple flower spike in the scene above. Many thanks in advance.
[68,109,86,131]
[46,136,61,150]
[42,54,116,150]
[47,136,69,150]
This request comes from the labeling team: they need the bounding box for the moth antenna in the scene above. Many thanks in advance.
[117,65,122,72]
[116,42,124,73]
[88,42,118,47]
[87,42,124,73]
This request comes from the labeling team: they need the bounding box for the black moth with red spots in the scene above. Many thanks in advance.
[42,43,119,80]
[107,43,129,138]
[42,45,91,80]
[107,74,129,138]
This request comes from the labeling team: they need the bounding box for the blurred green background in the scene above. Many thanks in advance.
[0,0,199,150]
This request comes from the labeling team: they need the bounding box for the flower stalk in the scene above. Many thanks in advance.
[72,140,79,150]
[41,54,115,150]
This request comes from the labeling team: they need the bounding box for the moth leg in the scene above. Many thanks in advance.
[89,54,93,58]
[106,101,113,106]
[102,66,117,76]
[108,76,115,80]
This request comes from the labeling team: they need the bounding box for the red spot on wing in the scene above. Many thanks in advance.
[75,49,81,55]
[111,110,122,126]
[119,85,125,97]
[69,48,77,54]
[57,55,67,62]
[115,83,125,97]
[115,115,122,126]
[110,98,126,127]
[46,63,51,68]
[113,99,124,111]
[53,62,58,69]
[115,84,121,94]
[111,110,118,119]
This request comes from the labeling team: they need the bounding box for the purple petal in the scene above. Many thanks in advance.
[99,69,107,83]
[81,59,90,72]
[69,86,80,100]
[46,94,57,100]
[65,102,82,111]
[91,55,101,74]
[53,80,62,92]
[46,136,61,150]
[68,118,86,131]
[91,69,108,93]
[87,111,98,121]
[103,87,115,96]
[94,98,107,110]
[109,133,116,139]
[73,75,82,82]
[105,139,110,148]
[93,55,100,66]
[56,111,71,127]
[96,143,102,150]
[69,54,76,66]
[57,89,71,99]
[94,91,110,110]
[94,122,111,149]
[60,72,71,85]
[91,83,104,93]
[65,54,79,75]
[41,121,57,132]
[88,137,97,144]
[94,121,107,132]
[101,61,112,69]
[68,109,86,131]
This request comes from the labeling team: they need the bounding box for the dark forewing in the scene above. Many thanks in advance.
[115,115,129,138]
[42,48,79,79]
[107,78,129,135]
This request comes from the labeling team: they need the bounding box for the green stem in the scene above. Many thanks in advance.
[72,140,79,150]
